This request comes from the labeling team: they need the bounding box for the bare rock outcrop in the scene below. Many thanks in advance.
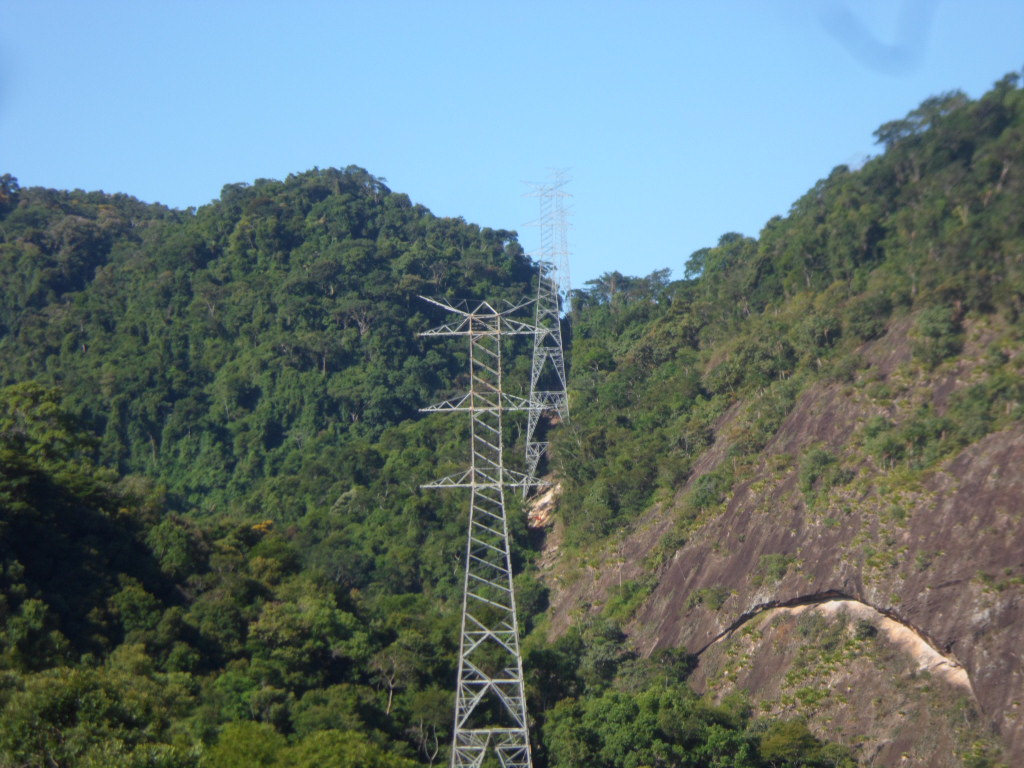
[542,319,1024,764]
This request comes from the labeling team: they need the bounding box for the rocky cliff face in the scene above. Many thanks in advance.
[688,599,985,766]
[542,314,1024,766]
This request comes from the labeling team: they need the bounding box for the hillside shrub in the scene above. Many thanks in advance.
[843,293,893,341]
[795,611,845,652]
[603,575,656,624]
[703,333,796,394]
[753,554,796,587]
[798,446,852,502]
[866,405,959,468]
[687,463,735,514]
[686,586,729,611]
[790,309,842,360]
[727,376,802,456]
[911,305,964,368]
[947,367,1024,441]
[758,719,856,768]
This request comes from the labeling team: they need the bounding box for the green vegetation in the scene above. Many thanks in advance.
[0,171,859,765]
[0,170,532,766]
[753,554,796,587]
[797,446,852,505]
[554,72,1024,549]
[911,305,965,368]
[544,684,854,768]
[602,575,657,624]
[0,167,533,514]
[3,71,1024,765]
[686,586,730,611]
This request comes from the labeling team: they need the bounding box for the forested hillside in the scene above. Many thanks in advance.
[544,72,1024,766]
[557,74,1023,542]
[0,166,855,766]
[0,167,534,509]
[1,70,1023,767]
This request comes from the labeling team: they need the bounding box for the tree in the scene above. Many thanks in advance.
[205,721,286,768]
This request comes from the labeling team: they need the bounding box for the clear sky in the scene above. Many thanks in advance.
[2,1,1023,288]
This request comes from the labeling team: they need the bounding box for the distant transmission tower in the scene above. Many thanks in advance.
[524,170,571,488]
[419,297,541,768]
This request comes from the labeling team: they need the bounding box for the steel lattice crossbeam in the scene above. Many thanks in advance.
[419,296,541,768]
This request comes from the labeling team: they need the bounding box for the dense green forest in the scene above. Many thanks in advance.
[1,70,1023,766]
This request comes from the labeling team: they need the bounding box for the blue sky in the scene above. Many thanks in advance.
[2,1,1022,288]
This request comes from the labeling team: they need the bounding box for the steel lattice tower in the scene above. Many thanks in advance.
[524,171,571,486]
[419,296,541,768]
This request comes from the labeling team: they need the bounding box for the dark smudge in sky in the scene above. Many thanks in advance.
[821,0,941,76]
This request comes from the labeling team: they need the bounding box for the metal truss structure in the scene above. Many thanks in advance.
[524,171,572,487]
[419,296,541,768]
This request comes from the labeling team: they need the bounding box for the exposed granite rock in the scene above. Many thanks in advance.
[542,318,1024,765]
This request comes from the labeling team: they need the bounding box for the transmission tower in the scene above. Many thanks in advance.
[524,171,571,487]
[419,296,541,768]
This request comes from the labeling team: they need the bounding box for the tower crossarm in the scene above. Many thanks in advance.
[421,392,534,413]
[423,468,549,490]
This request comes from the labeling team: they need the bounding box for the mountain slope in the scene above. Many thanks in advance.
[0,166,534,512]
[0,169,866,766]
[542,72,1024,766]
